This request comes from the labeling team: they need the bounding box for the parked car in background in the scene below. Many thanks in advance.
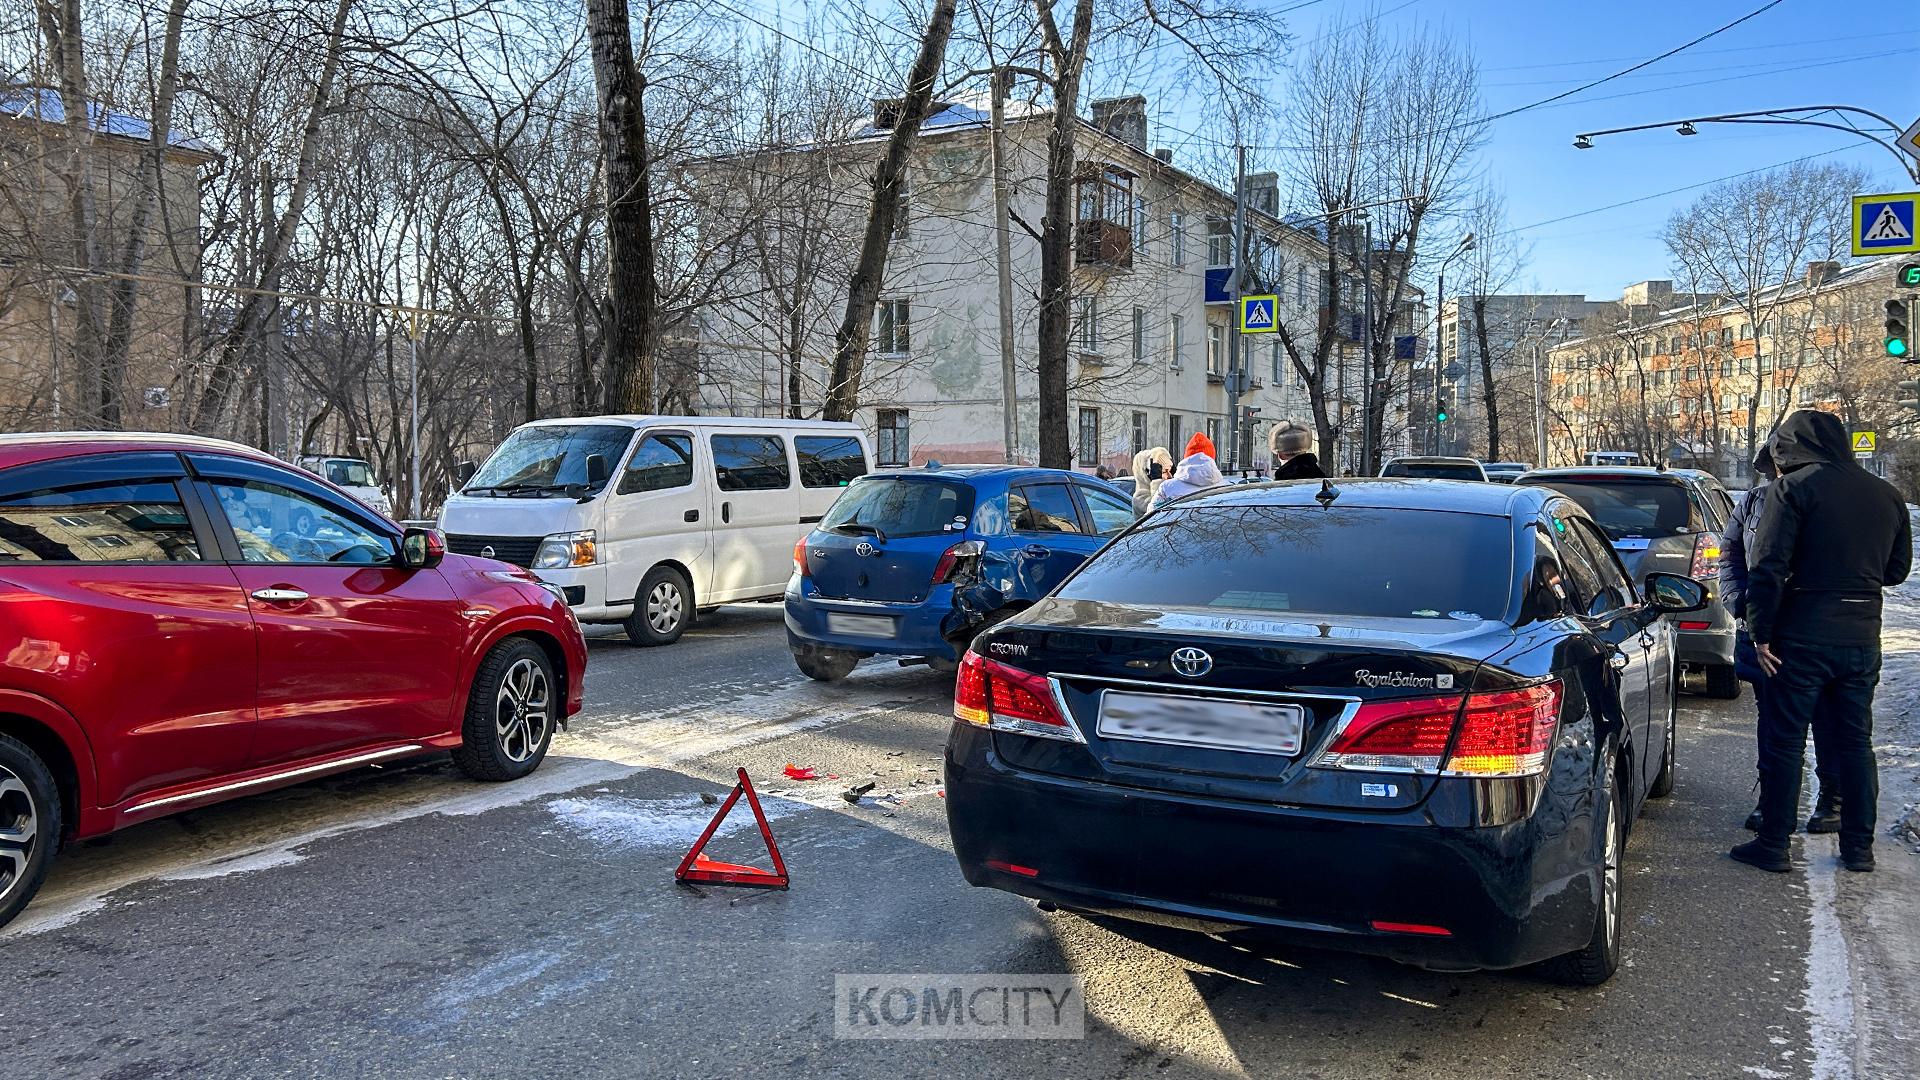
[1380,456,1489,482]
[785,465,1134,680]
[1517,466,1739,697]
[440,416,870,646]
[298,454,392,516]
[944,479,1704,984]
[1482,462,1533,484]
[0,433,588,930]
[1585,451,1644,467]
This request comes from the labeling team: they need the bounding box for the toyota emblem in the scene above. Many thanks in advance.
[480,545,496,559]
[855,542,877,557]
[1170,647,1213,678]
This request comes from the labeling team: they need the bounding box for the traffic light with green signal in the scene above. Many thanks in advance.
[1436,393,1452,423]
[1889,299,1914,360]
[1899,378,1920,416]
[1900,262,1920,289]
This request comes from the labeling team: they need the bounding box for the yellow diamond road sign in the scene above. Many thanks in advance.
[1852,431,1876,455]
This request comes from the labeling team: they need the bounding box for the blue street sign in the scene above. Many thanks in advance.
[1853,192,1919,256]
[1239,294,1278,334]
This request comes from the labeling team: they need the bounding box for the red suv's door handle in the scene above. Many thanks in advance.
[250,588,310,603]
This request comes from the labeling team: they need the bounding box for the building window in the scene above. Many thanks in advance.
[1720,327,1733,346]
[1296,265,1310,307]
[876,408,910,467]
[1270,339,1283,383]
[874,299,909,355]
[1130,411,1148,455]
[892,177,910,239]
[1758,353,1772,375]
[1132,196,1148,253]
[1077,296,1100,354]
[1206,224,1233,267]
[1739,323,1752,340]
[1169,314,1185,368]
[1132,308,1148,361]
[1206,323,1226,375]
[1169,412,1184,450]
[1077,408,1100,468]
[1170,211,1185,266]
[1206,417,1221,449]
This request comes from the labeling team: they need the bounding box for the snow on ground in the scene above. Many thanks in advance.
[1877,512,1920,849]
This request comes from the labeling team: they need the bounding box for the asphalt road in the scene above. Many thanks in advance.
[2,605,1911,1079]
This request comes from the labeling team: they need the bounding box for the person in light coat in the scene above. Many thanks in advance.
[1147,433,1228,511]
[1130,446,1174,517]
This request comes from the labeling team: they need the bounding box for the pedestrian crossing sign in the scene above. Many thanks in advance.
[1852,192,1920,256]
[1852,431,1876,455]
[1240,294,1278,333]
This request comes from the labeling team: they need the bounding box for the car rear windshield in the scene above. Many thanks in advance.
[1527,479,1695,538]
[323,460,375,487]
[1383,461,1482,481]
[1056,505,1512,621]
[821,478,976,539]
[466,425,633,495]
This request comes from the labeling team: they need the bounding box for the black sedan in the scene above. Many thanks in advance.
[944,479,1708,985]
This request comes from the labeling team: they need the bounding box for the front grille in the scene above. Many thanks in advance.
[445,533,541,567]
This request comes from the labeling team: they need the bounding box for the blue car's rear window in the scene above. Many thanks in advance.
[821,478,976,538]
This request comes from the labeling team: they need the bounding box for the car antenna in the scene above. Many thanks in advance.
[1314,477,1339,504]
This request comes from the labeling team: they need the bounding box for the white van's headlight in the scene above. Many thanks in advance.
[533,530,597,569]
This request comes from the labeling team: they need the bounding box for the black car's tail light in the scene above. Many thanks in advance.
[1689,533,1721,579]
[931,540,984,585]
[954,651,1082,742]
[1315,680,1563,778]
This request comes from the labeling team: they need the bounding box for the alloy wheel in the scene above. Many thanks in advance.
[493,657,552,764]
[1601,792,1622,952]
[0,767,38,905]
[646,580,684,635]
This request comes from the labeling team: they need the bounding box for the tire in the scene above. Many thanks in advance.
[291,507,316,537]
[451,639,557,782]
[1546,774,1625,986]
[625,566,692,646]
[1703,663,1741,700]
[1649,686,1678,799]
[793,647,858,682]
[0,732,62,930]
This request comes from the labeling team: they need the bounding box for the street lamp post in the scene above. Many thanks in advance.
[1433,233,1476,455]
[1574,105,1920,184]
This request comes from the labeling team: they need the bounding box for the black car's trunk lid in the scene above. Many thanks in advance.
[985,598,1518,811]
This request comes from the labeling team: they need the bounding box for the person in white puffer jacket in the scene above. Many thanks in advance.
[1147,433,1228,511]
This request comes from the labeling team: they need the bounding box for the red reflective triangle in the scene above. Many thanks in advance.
[674,768,790,890]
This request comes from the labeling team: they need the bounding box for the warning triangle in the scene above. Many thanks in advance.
[674,768,790,889]
[1866,206,1912,242]
[1853,432,1874,451]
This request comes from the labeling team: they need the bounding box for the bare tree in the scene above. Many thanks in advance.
[1457,189,1527,461]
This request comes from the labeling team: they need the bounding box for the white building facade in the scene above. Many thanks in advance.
[695,96,1406,475]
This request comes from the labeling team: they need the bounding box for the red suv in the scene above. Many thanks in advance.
[0,434,588,927]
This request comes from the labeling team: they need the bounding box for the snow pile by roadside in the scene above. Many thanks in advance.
[1877,513,1920,850]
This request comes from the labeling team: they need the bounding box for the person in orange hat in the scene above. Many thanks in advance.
[1147,431,1227,511]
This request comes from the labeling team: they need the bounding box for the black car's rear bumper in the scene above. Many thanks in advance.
[944,724,1602,971]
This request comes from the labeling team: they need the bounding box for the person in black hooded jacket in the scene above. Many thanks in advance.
[1733,409,1911,874]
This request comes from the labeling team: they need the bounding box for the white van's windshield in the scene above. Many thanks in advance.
[466,424,634,496]
[323,459,376,487]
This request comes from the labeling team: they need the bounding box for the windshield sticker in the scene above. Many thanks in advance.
[1447,610,1483,621]
[1355,670,1453,689]
[1411,609,1440,618]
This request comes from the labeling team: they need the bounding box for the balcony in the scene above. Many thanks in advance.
[1074,163,1135,270]
[1075,220,1132,269]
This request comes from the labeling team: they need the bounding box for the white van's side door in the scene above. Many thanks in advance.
[793,431,871,523]
[603,428,711,609]
[705,430,802,601]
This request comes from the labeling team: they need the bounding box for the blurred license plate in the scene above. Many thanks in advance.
[1097,692,1304,755]
[826,613,896,637]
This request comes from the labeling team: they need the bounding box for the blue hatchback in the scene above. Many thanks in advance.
[785,465,1135,680]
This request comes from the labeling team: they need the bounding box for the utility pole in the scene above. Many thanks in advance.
[1224,144,1247,472]
[1358,211,1375,471]
[262,165,288,459]
[406,224,424,522]
[988,68,1020,463]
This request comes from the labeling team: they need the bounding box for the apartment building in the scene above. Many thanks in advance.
[1544,260,1898,476]
[696,95,1410,474]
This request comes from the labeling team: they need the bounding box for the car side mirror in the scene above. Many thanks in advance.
[1643,571,1708,614]
[585,454,610,487]
[455,460,478,486]
[400,527,445,570]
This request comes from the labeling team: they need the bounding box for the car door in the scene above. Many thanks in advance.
[707,432,801,602]
[1004,482,1097,599]
[1581,514,1675,794]
[189,453,468,770]
[1070,481,1136,542]
[603,429,708,609]
[1558,510,1654,799]
[0,451,256,807]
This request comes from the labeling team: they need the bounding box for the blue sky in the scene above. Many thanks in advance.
[1322,0,1915,299]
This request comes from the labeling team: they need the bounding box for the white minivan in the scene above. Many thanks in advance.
[438,415,871,645]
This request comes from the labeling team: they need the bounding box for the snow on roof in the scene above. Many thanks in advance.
[1,87,215,155]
